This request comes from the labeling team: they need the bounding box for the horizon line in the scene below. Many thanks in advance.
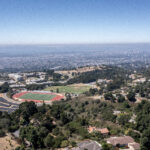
[0,42,150,46]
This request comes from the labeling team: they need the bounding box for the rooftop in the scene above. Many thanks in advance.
[72,140,102,150]
[106,136,134,146]
[128,142,140,150]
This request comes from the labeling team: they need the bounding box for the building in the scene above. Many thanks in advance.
[8,74,23,82]
[129,114,136,124]
[128,143,140,150]
[133,78,146,84]
[25,77,45,84]
[99,128,109,135]
[88,126,96,133]
[97,79,112,84]
[10,84,25,88]
[107,136,134,147]
[72,140,102,150]
[0,81,5,86]
[106,136,140,149]
[113,110,121,115]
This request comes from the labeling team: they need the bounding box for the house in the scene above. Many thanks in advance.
[88,126,109,136]
[0,81,6,86]
[128,142,140,150]
[133,78,146,84]
[72,140,102,150]
[8,74,23,82]
[98,128,109,136]
[129,114,136,124]
[113,110,121,115]
[30,118,40,126]
[106,136,134,147]
[88,126,97,133]
[106,136,140,149]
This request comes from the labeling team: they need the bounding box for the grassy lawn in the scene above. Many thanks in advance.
[20,93,56,101]
[44,84,91,94]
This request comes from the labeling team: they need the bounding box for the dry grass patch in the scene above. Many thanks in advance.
[0,134,20,150]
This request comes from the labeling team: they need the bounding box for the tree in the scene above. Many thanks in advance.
[102,143,113,150]
[117,114,130,125]
[123,101,130,108]
[39,127,49,138]
[67,121,89,138]
[7,88,14,98]
[56,88,59,93]
[127,91,136,102]
[89,131,103,141]
[127,130,140,142]
[117,94,125,103]
[0,129,5,137]
[44,134,54,148]
[140,128,150,150]
[61,140,69,148]
[53,73,62,81]
[20,126,39,148]
[0,118,10,129]
[65,93,72,101]
[60,112,71,124]
[89,88,98,96]
[107,79,124,91]
[53,136,64,148]
[52,127,60,136]
[26,84,45,90]
[0,82,9,93]
[46,69,54,75]
[102,111,116,122]
[104,92,115,102]
[71,141,76,147]
[41,118,54,131]
[19,102,37,122]
[135,84,145,97]
[135,101,150,132]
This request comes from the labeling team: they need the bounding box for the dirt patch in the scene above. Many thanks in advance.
[69,83,89,87]
[87,95,105,101]
[56,66,103,76]
[0,134,20,150]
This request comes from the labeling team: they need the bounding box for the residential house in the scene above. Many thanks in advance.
[128,142,140,150]
[113,110,121,115]
[106,136,140,149]
[72,140,102,150]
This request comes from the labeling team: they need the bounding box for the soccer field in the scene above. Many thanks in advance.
[20,93,56,101]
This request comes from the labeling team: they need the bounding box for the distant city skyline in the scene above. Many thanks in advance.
[0,0,150,44]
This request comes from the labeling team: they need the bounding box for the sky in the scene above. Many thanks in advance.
[0,0,150,44]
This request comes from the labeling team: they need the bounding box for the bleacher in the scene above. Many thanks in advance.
[0,97,19,113]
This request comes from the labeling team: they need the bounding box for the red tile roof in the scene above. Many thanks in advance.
[88,126,109,134]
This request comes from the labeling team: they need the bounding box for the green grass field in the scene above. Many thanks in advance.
[20,93,56,101]
[44,84,91,94]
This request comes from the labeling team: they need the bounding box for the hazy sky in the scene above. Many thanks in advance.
[0,0,150,44]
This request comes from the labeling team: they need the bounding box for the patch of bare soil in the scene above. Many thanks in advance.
[0,134,20,150]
